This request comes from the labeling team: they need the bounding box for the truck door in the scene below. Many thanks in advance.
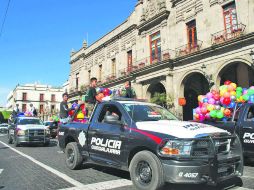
[239,104,254,155]
[88,103,129,168]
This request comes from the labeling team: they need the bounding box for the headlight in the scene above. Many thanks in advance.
[160,140,192,156]
[17,129,26,136]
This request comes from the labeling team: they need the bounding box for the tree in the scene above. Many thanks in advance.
[150,93,174,109]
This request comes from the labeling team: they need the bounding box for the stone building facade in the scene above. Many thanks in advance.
[6,83,64,120]
[68,0,254,120]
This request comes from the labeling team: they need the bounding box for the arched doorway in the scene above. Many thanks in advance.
[218,62,254,87]
[182,73,209,121]
[147,82,166,98]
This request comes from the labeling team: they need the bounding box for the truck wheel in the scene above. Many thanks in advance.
[129,150,165,190]
[65,142,83,170]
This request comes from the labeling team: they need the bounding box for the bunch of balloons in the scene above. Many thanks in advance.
[24,111,33,117]
[194,80,254,122]
[95,87,113,102]
[73,104,87,123]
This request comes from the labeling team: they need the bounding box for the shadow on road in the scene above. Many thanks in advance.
[78,163,243,190]
[0,147,9,150]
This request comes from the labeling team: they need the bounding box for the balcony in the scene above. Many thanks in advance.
[176,40,203,57]
[211,23,246,45]
[105,74,116,82]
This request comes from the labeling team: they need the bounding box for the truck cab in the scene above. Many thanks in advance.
[58,98,243,190]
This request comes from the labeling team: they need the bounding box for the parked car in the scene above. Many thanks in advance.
[58,98,243,190]
[44,121,58,138]
[201,103,254,161]
[0,123,8,134]
[8,116,50,147]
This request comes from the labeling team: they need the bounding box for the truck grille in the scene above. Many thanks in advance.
[28,129,45,136]
[191,135,230,157]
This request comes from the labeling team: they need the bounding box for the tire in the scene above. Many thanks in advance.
[129,150,165,190]
[65,142,83,170]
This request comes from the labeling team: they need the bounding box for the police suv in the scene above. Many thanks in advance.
[58,98,243,190]
[8,116,50,146]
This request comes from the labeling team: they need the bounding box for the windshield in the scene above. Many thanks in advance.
[18,118,44,125]
[122,103,178,122]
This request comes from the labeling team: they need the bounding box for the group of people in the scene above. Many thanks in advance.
[59,77,136,122]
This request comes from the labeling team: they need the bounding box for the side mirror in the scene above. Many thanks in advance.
[104,115,122,125]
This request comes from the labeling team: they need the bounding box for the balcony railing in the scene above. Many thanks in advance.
[176,40,203,57]
[211,23,246,45]
[118,49,175,78]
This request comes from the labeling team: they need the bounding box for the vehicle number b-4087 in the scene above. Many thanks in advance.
[179,172,199,178]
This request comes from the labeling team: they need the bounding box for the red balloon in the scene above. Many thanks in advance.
[68,110,74,116]
[224,80,232,85]
[213,93,220,101]
[223,97,231,105]
[224,108,231,117]
[103,88,110,96]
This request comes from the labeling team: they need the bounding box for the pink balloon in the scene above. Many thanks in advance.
[208,98,215,104]
[196,107,201,114]
[206,92,213,99]
[220,97,224,104]
[243,90,248,95]
[250,86,254,90]
[199,114,205,121]
[201,107,208,114]
[205,113,211,120]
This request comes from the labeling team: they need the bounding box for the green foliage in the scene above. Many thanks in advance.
[150,93,174,109]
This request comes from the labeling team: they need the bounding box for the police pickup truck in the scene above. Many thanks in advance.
[8,116,50,146]
[203,103,254,161]
[58,98,243,190]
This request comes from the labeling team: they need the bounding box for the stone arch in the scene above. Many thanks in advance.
[146,82,167,99]
[215,58,254,88]
[180,71,210,121]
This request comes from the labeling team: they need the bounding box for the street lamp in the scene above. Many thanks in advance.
[201,64,215,89]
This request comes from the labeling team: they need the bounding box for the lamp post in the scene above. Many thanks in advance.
[250,50,254,69]
[201,64,215,89]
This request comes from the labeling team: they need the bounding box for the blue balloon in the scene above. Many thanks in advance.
[222,117,228,122]
[72,102,78,109]
[229,102,236,108]
[203,98,208,103]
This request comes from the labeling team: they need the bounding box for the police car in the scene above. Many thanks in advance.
[8,116,50,146]
[58,98,243,190]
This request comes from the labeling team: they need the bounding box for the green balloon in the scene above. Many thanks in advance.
[247,89,254,96]
[210,110,217,118]
[236,92,242,98]
[217,111,224,119]
[236,87,243,92]
[243,94,249,101]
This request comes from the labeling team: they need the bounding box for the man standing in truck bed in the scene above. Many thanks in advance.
[85,77,98,117]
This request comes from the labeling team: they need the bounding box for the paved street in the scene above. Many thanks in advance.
[0,135,253,190]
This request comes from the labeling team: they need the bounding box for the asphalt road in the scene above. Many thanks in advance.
[0,134,253,190]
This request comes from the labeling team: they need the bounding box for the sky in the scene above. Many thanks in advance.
[0,0,137,106]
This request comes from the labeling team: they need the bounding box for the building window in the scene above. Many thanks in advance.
[112,58,116,77]
[51,94,56,102]
[98,65,102,82]
[150,32,161,64]
[22,93,27,101]
[127,50,132,72]
[22,104,26,112]
[223,2,238,33]
[51,105,55,112]
[187,20,197,50]
[40,104,44,113]
[40,94,44,102]
[76,73,79,90]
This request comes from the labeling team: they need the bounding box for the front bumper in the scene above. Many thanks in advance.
[16,135,50,144]
[159,134,243,185]
[162,154,242,185]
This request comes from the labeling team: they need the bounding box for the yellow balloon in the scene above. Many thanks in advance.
[230,91,236,96]
[77,112,84,119]
[230,83,237,90]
